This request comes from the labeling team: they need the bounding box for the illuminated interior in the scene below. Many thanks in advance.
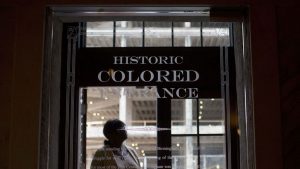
[84,21,231,169]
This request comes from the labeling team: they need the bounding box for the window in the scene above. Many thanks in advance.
[70,20,234,169]
[171,99,226,169]
[86,21,231,48]
[41,6,253,169]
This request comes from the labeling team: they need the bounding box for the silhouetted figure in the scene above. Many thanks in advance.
[90,119,141,169]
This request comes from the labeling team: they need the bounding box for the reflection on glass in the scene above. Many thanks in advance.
[171,99,226,169]
[116,21,143,47]
[171,99,197,135]
[85,87,157,169]
[198,99,225,135]
[145,22,172,47]
[86,22,114,47]
[172,137,198,169]
[199,99,226,169]
[174,22,201,47]
[172,136,226,169]
[199,136,226,169]
[202,22,231,47]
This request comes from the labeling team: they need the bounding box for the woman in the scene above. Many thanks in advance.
[90,119,141,169]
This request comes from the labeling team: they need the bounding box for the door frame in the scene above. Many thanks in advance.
[40,5,254,169]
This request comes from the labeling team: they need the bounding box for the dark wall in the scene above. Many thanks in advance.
[0,6,15,169]
[250,4,282,169]
[0,1,299,169]
[277,6,300,169]
[0,3,44,169]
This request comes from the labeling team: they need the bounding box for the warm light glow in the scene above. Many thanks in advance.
[89,101,93,104]
[176,143,180,147]
[216,164,220,169]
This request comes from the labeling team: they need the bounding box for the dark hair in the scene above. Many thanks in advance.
[103,119,126,139]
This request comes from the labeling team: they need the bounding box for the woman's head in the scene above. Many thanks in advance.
[103,119,127,145]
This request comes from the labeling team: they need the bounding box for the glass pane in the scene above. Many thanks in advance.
[174,22,201,47]
[202,22,231,47]
[199,99,226,169]
[86,22,114,47]
[199,99,225,135]
[171,99,197,135]
[200,136,226,169]
[85,87,157,169]
[116,21,143,47]
[172,136,226,169]
[172,136,198,169]
[145,22,172,47]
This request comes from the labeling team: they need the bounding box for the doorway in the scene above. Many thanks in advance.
[41,6,253,169]
[66,23,235,169]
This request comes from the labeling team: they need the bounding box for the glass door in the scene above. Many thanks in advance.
[61,20,237,169]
